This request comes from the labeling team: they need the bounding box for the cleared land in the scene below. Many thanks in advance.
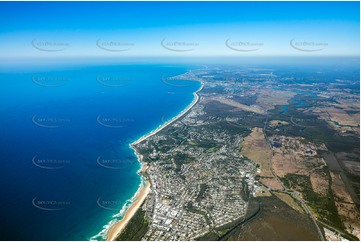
[273,191,304,214]
[256,89,295,110]
[241,127,273,178]
[330,171,360,239]
[210,97,265,114]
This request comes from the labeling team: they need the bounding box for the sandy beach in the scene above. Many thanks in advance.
[107,175,150,241]
[131,80,204,146]
[107,79,204,241]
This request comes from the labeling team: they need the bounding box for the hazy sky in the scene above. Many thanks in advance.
[0,1,359,59]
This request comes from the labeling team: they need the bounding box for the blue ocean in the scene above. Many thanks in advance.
[0,63,201,240]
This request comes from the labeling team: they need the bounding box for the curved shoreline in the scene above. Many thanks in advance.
[106,78,204,241]
[131,80,204,146]
[107,170,150,241]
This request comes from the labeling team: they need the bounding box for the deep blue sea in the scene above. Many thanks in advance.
[0,63,201,240]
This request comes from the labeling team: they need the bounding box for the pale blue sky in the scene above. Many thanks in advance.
[0,1,359,59]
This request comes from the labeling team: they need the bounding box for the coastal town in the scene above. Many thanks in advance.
[137,110,257,240]
[1,2,359,241]
[110,66,360,241]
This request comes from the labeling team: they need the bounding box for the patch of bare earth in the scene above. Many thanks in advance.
[323,107,359,127]
[273,192,304,214]
[270,136,326,171]
[330,171,360,239]
[268,120,290,127]
[210,97,265,114]
[241,127,273,178]
[260,177,284,191]
[310,170,329,196]
[335,152,360,176]
[256,89,295,110]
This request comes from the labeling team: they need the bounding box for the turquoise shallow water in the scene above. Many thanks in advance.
[0,63,201,240]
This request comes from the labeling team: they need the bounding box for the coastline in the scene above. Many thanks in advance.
[107,164,150,241]
[131,80,204,146]
[106,78,204,241]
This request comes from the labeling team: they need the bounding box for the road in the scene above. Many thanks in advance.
[292,191,325,240]
[263,111,325,241]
